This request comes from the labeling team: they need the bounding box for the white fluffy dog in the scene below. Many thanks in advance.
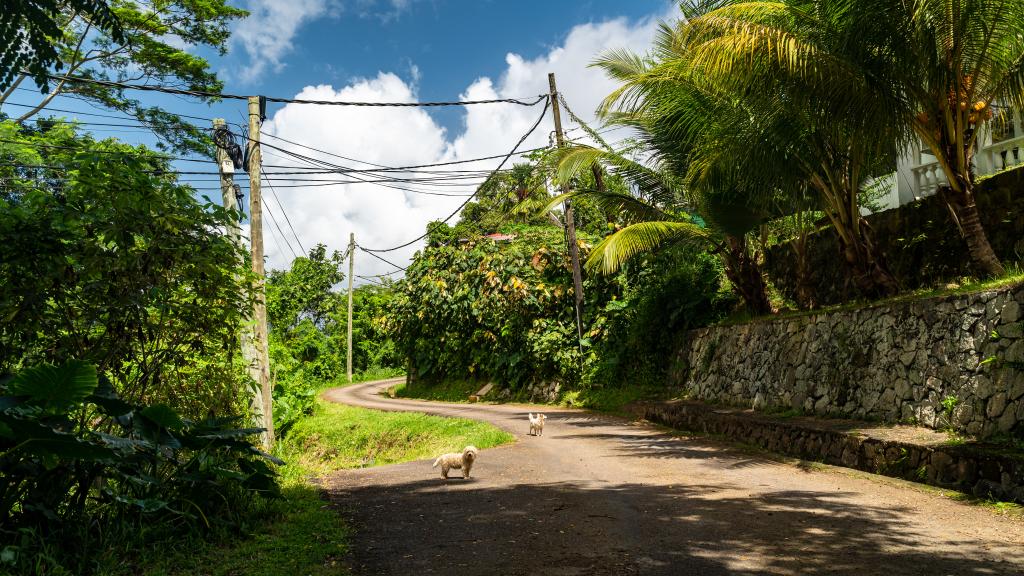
[432,445,478,479]
[528,413,547,436]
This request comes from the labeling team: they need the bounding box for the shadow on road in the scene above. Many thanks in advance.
[325,472,1017,576]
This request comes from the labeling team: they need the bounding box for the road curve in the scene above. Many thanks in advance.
[321,380,1024,576]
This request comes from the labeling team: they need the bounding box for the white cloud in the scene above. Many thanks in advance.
[255,13,670,281]
[233,0,339,83]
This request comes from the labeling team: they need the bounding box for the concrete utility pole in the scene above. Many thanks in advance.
[247,97,274,450]
[213,118,242,244]
[548,72,585,345]
[347,233,355,383]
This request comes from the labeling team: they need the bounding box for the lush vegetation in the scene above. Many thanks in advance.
[389,0,1024,404]
[266,244,403,435]
[134,394,511,576]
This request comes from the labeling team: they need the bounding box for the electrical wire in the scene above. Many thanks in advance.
[358,97,552,253]
[357,247,408,271]
[41,73,548,107]
[260,164,306,254]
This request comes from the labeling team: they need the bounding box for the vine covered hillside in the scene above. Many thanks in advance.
[387,219,737,392]
[389,224,619,389]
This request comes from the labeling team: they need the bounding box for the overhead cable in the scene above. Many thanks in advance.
[42,73,548,108]
[360,97,551,253]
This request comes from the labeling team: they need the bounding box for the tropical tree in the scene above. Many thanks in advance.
[659,2,906,297]
[0,0,124,92]
[0,119,252,416]
[0,0,248,155]
[899,0,1024,276]
[681,0,1024,277]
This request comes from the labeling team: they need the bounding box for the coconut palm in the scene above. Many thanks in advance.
[681,0,1024,276]
[899,0,1024,276]
[587,14,902,299]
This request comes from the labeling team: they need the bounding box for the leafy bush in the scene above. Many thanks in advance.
[389,225,620,389]
[0,361,280,575]
[0,121,253,418]
[585,245,736,388]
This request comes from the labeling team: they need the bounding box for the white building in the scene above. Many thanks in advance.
[888,109,1024,209]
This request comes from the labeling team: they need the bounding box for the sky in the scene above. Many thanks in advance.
[4,0,678,280]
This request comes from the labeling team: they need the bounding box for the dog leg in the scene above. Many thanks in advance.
[441,464,449,479]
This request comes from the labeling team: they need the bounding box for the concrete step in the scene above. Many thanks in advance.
[628,399,1024,503]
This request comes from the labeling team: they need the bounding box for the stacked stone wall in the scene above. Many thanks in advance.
[670,284,1024,438]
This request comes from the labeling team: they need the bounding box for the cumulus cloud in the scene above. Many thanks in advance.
[255,13,668,281]
[233,0,339,83]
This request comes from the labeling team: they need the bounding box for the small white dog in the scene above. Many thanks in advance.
[528,413,547,436]
[432,445,478,479]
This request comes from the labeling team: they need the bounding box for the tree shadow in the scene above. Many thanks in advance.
[325,473,1022,576]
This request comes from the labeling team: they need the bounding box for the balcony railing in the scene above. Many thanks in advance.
[910,134,1024,198]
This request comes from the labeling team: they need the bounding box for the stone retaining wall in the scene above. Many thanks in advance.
[669,284,1024,439]
[630,400,1024,503]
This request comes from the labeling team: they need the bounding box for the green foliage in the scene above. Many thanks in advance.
[0,120,252,417]
[390,225,620,389]
[585,244,736,388]
[0,361,280,575]
[266,245,402,435]
[0,1,124,91]
[1,0,248,154]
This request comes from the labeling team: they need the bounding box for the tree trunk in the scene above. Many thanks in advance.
[939,184,1005,277]
[836,217,900,300]
[721,234,772,316]
[790,232,816,309]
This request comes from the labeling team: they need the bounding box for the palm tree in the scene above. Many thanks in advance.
[591,16,902,299]
[546,132,775,315]
[667,1,909,295]
[899,0,1024,276]
[682,0,1024,277]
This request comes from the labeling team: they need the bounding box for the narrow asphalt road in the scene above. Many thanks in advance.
[321,380,1024,576]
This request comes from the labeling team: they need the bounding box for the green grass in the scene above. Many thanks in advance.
[133,386,512,576]
[395,378,682,416]
[276,398,514,479]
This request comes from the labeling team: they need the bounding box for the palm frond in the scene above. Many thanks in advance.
[586,221,711,275]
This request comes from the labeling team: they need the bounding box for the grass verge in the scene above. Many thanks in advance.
[394,379,682,415]
[135,383,513,576]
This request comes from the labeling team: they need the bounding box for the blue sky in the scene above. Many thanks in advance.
[4,0,677,277]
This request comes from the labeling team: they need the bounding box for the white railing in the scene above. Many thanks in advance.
[978,134,1024,175]
[902,125,1024,202]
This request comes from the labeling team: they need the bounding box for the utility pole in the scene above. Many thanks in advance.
[548,72,585,346]
[213,118,242,244]
[247,97,274,450]
[347,233,355,383]
[346,230,354,383]
[214,117,263,445]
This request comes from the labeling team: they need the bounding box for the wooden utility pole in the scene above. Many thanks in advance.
[247,97,274,450]
[548,73,585,344]
[346,233,355,383]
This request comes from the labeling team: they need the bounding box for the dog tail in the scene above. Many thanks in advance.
[432,456,441,467]
[529,412,534,419]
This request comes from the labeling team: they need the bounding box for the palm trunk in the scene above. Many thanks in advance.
[939,184,1005,277]
[721,234,772,316]
[836,217,900,299]
[790,231,816,309]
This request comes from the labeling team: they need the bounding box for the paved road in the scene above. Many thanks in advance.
[321,380,1024,576]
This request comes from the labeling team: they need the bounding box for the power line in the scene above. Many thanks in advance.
[261,164,306,254]
[42,73,548,108]
[262,199,298,260]
[259,129,547,171]
[357,247,409,271]
[359,96,552,253]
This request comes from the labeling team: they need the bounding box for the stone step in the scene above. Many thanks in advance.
[628,399,1024,503]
